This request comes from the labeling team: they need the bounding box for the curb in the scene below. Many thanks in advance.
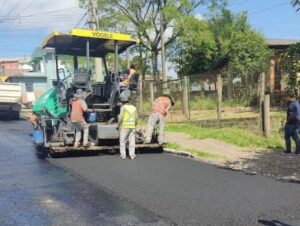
[164,148,300,184]
[163,148,195,159]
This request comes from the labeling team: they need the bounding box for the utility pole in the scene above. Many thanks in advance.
[160,6,167,90]
[89,0,103,82]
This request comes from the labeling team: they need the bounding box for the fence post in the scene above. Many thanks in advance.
[263,94,271,137]
[183,76,190,119]
[150,83,155,103]
[259,72,265,134]
[217,73,223,125]
[138,76,143,114]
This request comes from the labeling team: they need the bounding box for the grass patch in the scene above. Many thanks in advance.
[190,98,216,110]
[165,142,223,159]
[165,123,284,149]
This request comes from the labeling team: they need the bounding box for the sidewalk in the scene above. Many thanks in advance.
[165,132,300,183]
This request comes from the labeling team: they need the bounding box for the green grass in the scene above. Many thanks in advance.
[165,123,284,149]
[190,98,216,110]
[165,143,222,159]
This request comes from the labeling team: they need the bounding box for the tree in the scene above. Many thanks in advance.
[171,9,272,103]
[281,43,300,94]
[78,0,225,82]
[291,0,300,11]
[170,16,217,75]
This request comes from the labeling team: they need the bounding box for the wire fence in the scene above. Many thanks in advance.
[138,69,288,135]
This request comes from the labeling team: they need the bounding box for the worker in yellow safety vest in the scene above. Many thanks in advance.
[118,95,138,159]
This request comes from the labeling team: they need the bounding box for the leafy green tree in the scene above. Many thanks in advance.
[281,43,300,94]
[78,0,225,81]
[171,9,272,104]
[170,16,217,75]
[291,0,300,11]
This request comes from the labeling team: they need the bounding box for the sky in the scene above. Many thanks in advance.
[0,0,299,58]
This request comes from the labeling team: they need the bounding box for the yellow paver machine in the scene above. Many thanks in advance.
[32,29,162,157]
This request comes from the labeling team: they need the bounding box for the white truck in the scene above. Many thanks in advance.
[0,82,22,120]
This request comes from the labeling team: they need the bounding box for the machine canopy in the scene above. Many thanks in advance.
[42,29,139,57]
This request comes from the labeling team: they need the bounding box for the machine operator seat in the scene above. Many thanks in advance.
[73,68,91,91]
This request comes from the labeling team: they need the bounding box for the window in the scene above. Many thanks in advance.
[25,83,34,92]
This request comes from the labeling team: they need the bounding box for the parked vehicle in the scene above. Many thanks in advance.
[0,82,22,120]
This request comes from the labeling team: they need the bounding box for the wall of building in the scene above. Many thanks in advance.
[7,76,47,104]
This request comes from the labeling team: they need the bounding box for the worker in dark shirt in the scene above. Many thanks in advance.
[284,92,300,154]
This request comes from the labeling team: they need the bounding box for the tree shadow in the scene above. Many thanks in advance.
[258,219,293,226]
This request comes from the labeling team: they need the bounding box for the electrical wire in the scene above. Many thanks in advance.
[0,1,7,12]
[74,12,88,28]
[249,1,290,15]
[20,0,36,15]
[0,0,23,24]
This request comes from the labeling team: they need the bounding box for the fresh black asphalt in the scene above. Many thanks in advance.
[1,119,300,226]
[0,119,170,226]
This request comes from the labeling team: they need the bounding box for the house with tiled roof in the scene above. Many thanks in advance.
[266,39,300,93]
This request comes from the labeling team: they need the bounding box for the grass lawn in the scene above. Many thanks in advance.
[165,123,284,149]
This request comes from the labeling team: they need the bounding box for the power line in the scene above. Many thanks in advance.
[20,0,36,15]
[249,1,290,15]
[229,0,248,7]
[0,1,7,12]
[0,6,79,21]
[74,12,88,28]
[0,0,23,24]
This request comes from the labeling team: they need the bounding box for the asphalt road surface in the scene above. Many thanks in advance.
[1,120,300,226]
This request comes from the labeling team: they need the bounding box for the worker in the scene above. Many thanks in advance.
[118,95,138,159]
[284,92,300,154]
[28,113,38,129]
[120,64,137,88]
[70,89,93,147]
[145,91,175,145]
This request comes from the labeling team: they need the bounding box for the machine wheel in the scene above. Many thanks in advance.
[10,111,19,120]
[35,145,48,159]
[13,111,20,120]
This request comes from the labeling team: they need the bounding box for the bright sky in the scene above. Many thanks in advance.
[0,0,299,58]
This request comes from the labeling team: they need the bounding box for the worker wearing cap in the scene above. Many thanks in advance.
[284,92,300,154]
[71,89,93,147]
[118,96,138,159]
[145,91,175,145]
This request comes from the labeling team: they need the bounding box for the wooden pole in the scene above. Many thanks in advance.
[263,94,271,137]
[150,83,155,103]
[183,76,189,119]
[217,74,223,125]
[138,76,143,114]
[259,72,266,133]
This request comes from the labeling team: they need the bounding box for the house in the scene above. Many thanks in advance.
[266,39,299,92]
[1,48,59,105]
[7,73,47,106]
[188,39,299,98]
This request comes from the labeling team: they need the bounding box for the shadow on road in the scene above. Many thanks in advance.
[46,147,163,159]
[258,219,293,226]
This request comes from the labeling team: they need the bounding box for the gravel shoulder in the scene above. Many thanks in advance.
[165,132,300,183]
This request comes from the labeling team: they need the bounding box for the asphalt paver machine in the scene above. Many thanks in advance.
[32,29,162,157]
